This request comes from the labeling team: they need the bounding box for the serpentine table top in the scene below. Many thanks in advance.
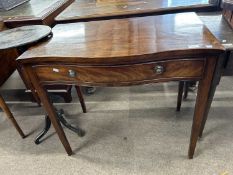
[23,12,223,65]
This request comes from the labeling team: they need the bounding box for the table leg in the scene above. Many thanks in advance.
[26,67,73,155]
[38,87,72,155]
[198,54,224,138]
[75,86,87,113]
[198,85,217,138]
[35,86,86,146]
[188,58,217,159]
[0,94,25,138]
[16,63,41,105]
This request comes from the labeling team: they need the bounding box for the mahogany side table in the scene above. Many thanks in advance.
[17,12,224,158]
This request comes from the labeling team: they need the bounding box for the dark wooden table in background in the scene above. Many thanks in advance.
[0,19,18,86]
[198,12,233,75]
[0,20,25,138]
[0,0,73,28]
[0,0,77,103]
[18,12,224,158]
[55,0,217,23]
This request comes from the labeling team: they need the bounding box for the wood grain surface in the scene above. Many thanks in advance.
[198,12,233,50]
[19,13,224,65]
[0,25,51,50]
[33,59,205,86]
[0,0,74,28]
[55,0,214,23]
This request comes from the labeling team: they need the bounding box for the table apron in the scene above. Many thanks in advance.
[32,58,206,86]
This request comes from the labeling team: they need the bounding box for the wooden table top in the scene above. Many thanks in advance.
[55,0,212,23]
[18,12,224,65]
[0,0,73,27]
[0,25,51,50]
[198,12,233,50]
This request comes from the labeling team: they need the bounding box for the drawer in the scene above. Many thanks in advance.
[33,59,205,86]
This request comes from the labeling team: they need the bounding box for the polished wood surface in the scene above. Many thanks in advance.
[198,12,233,50]
[0,0,74,27]
[55,0,214,23]
[20,13,223,64]
[0,25,52,50]
[33,59,205,86]
[18,13,224,158]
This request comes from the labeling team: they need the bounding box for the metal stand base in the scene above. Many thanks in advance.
[35,109,85,145]
[84,87,96,95]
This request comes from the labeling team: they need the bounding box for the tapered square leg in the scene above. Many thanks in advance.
[25,66,73,156]
[0,94,25,138]
[75,86,87,113]
[198,54,224,138]
[188,58,217,159]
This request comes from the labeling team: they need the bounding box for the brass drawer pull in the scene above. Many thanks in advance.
[68,69,76,78]
[154,65,165,74]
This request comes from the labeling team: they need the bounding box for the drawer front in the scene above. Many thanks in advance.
[33,59,205,86]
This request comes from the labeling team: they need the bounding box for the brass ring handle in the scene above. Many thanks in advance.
[68,69,76,78]
[154,65,165,74]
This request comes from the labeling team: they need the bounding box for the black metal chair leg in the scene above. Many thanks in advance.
[35,115,51,144]
[57,109,85,137]
[35,109,85,145]
[184,82,189,99]
[176,81,184,111]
